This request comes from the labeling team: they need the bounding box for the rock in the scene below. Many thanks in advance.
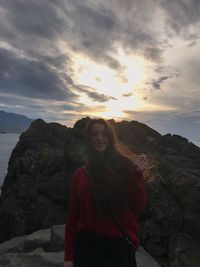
[49,225,65,252]
[0,235,26,256]
[0,117,200,267]
[24,228,51,252]
[136,246,161,267]
[168,233,200,267]
[0,119,72,242]
[0,247,64,267]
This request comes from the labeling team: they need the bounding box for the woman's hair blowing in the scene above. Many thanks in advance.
[84,118,151,220]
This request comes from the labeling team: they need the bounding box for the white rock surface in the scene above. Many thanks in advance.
[0,224,161,267]
[136,246,161,267]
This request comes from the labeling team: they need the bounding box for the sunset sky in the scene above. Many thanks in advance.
[0,0,200,146]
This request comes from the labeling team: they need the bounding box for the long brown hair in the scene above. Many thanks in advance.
[84,118,151,220]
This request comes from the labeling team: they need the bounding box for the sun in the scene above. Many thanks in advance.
[59,42,148,119]
[70,52,147,119]
[70,48,147,97]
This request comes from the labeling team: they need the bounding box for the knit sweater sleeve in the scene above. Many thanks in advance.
[127,168,147,211]
[64,170,80,261]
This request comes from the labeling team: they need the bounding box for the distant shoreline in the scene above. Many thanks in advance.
[0,132,22,134]
[0,133,20,192]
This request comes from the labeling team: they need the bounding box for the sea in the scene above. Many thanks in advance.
[0,133,20,187]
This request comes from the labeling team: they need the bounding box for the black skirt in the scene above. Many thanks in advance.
[73,230,137,267]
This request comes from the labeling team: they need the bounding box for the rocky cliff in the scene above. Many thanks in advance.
[0,117,200,267]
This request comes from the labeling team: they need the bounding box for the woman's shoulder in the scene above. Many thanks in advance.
[71,165,91,190]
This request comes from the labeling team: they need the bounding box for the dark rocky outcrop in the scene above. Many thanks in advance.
[139,134,200,266]
[0,117,200,267]
[0,119,74,241]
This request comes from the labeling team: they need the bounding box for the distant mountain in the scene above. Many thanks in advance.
[0,110,34,133]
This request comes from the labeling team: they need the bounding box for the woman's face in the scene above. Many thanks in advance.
[90,123,109,152]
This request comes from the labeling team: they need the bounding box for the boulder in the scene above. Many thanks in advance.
[168,233,200,267]
[24,228,51,252]
[0,247,64,267]
[49,225,65,252]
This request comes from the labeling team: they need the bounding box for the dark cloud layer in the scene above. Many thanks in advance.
[0,0,68,39]
[0,0,200,144]
[0,0,165,72]
[1,0,192,107]
[63,1,123,69]
[0,0,123,103]
[0,47,76,100]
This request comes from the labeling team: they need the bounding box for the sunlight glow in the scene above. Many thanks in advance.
[71,51,146,99]
[58,41,168,120]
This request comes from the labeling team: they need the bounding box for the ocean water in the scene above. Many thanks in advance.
[0,133,20,186]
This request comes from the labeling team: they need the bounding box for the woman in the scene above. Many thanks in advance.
[64,118,148,267]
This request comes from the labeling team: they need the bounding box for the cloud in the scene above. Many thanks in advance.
[161,0,200,42]
[161,0,200,27]
[0,0,199,143]
[0,47,77,101]
[181,54,200,85]
[104,0,164,61]
[1,0,198,78]
[0,92,107,125]
[0,0,68,39]
[122,92,132,97]
[87,92,116,102]
[147,76,169,90]
[0,0,164,67]
[76,3,116,31]
[0,1,192,82]
[77,85,117,102]
[62,1,123,69]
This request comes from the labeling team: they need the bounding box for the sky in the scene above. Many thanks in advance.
[0,0,200,146]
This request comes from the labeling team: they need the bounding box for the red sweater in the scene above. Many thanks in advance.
[64,165,146,261]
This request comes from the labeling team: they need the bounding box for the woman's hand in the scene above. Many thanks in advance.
[135,154,148,172]
[63,261,73,267]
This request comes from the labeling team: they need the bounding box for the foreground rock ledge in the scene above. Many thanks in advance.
[0,224,161,267]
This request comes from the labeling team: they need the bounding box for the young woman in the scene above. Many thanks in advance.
[63,118,148,267]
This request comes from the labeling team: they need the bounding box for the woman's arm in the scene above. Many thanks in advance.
[64,171,80,262]
[127,154,148,211]
[127,169,147,211]
[128,155,148,210]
